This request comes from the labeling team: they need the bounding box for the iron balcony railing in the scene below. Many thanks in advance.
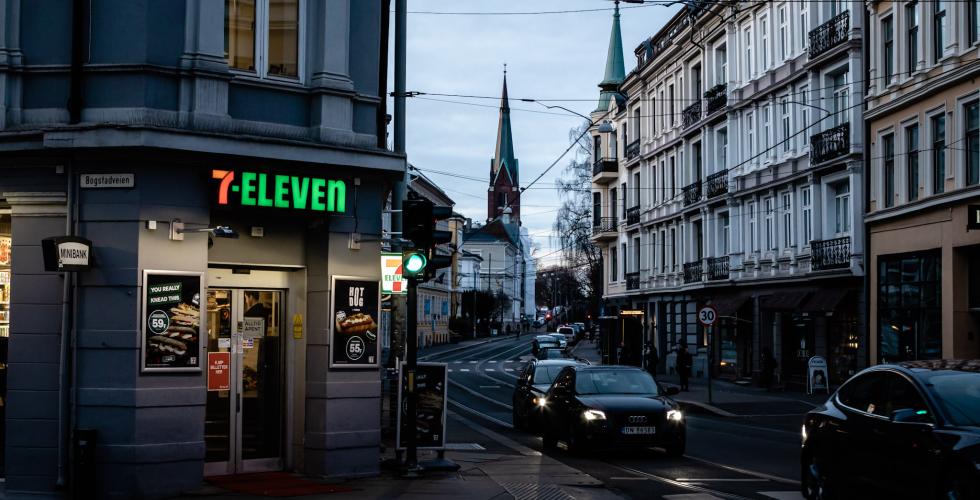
[592,216,618,236]
[626,272,640,291]
[705,84,727,115]
[626,206,641,225]
[706,169,728,198]
[682,180,702,206]
[625,139,641,160]
[683,261,703,284]
[682,100,702,128]
[810,123,850,164]
[707,256,729,280]
[593,157,618,176]
[811,236,850,271]
[808,11,850,59]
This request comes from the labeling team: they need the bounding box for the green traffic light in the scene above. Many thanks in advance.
[403,252,427,275]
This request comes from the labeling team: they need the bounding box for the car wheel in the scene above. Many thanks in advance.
[940,465,976,500]
[664,437,685,458]
[802,452,835,500]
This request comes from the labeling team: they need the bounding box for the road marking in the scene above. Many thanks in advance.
[759,493,805,500]
[459,369,470,372]
[602,463,752,500]
[684,454,801,485]
[505,368,514,372]
[479,385,501,389]
[663,495,723,499]
[485,368,496,371]
[447,369,453,372]
[609,477,648,481]
[469,360,478,363]
[453,361,463,364]
[676,478,769,483]
[449,379,512,409]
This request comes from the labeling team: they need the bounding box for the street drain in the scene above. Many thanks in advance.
[498,482,574,500]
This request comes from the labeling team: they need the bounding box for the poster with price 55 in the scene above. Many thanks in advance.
[142,270,204,373]
[330,276,380,369]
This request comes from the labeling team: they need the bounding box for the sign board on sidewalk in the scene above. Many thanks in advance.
[807,356,829,395]
[396,362,448,450]
[207,352,231,391]
[698,306,717,326]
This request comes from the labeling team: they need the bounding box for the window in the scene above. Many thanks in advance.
[760,15,770,70]
[716,44,728,84]
[497,192,507,210]
[878,251,942,362]
[801,187,812,245]
[660,229,667,274]
[837,372,891,415]
[670,157,677,198]
[748,201,758,252]
[746,111,755,158]
[718,128,728,167]
[907,124,920,202]
[907,2,919,76]
[670,227,677,270]
[593,192,601,227]
[610,246,618,282]
[883,134,895,208]
[693,142,703,182]
[610,187,618,222]
[800,2,809,51]
[932,114,946,194]
[832,74,849,127]
[882,15,894,83]
[764,197,775,250]
[934,0,946,62]
[971,0,980,45]
[633,108,642,142]
[834,181,851,234]
[668,84,675,126]
[967,102,980,185]
[763,104,772,155]
[621,182,627,219]
[622,243,627,279]
[744,27,754,79]
[659,89,666,130]
[651,232,658,272]
[225,0,301,79]
[651,98,658,136]
[633,171,641,207]
[782,193,793,248]
[721,212,730,254]
[781,98,791,152]
[779,5,788,61]
[799,86,810,149]
[658,161,665,204]
[593,135,602,161]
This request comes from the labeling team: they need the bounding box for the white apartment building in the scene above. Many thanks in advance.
[591,1,866,387]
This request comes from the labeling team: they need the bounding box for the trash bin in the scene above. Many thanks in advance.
[73,428,97,497]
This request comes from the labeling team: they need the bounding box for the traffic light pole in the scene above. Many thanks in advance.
[403,276,420,476]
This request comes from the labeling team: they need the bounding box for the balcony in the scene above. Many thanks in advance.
[626,272,640,291]
[706,169,728,198]
[705,84,727,115]
[683,261,703,284]
[591,216,618,242]
[808,11,850,59]
[810,123,850,164]
[707,256,729,280]
[626,205,641,225]
[682,180,702,206]
[811,236,850,271]
[592,157,619,184]
[682,100,701,128]
[625,139,641,161]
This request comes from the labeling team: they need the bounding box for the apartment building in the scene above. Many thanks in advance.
[591,1,866,387]
[865,1,980,363]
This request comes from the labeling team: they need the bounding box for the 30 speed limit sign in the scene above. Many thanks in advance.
[698,306,717,326]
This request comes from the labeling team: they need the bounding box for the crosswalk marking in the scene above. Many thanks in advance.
[460,369,470,372]
[505,368,514,372]
[486,368,495,371]
[662,494,721,500]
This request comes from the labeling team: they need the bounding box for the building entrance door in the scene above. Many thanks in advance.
[204,287,285,476]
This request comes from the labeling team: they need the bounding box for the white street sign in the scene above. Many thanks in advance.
[698,306,717,326]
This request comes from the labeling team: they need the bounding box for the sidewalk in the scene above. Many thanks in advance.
[568,339,829,418]
[179,412,623,500]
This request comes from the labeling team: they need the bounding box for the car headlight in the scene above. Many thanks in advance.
[583,409,606,421]
[536,397,547,407]
[667,409,683,422]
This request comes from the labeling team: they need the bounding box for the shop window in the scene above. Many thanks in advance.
[0,212,11,476]
[878,251,942,363]
[225,0,301,79]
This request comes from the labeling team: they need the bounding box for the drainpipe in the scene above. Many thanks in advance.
[861,6,872,370]
[68,0,88,124]
[56,160,76,487]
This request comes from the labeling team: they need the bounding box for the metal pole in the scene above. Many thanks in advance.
[404,277,420,475]
[707,325,713,405]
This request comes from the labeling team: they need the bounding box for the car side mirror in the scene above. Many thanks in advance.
[664,386,680,396]
[891,408,932,427]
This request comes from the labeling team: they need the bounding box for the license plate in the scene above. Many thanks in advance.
[621,426,656,435]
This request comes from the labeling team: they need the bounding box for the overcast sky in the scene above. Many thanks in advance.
[388,0,680,268]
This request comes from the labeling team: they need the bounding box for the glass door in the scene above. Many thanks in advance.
[204,288,285,475]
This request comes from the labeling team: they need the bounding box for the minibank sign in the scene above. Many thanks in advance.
[212,169,346,213]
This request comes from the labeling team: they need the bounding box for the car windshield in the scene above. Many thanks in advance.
[533,365,570,385]
[575,370,660,395]
[558,328,573,335]
[927,371,980,426]
[539,349,565,360]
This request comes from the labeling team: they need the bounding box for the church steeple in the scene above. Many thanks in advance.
[488,66,520,224]
[596,0,625,112]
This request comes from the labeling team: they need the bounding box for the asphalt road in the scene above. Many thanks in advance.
[421,335,807,500]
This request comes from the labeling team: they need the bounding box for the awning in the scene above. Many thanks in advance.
[801,288,851,313]
[707,294,750,317]
[759,291,809,311]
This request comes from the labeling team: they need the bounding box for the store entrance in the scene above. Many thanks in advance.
[204,287,285,476]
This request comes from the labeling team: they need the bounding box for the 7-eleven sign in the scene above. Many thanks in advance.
[381,252,407,295]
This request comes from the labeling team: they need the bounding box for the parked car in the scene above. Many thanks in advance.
[546,333,568,349]
[801,359,980,500]
[532,318,545,328]
[512,359,582,430]
[536,347,569,361]
[531,335,559,356]
[557,326,576,343]
[537,365,684,455]
[573,322,587,339]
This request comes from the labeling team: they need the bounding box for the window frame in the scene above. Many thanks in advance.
[966,100,980,186]
[907,2,919,76]
[883,132,896,208]
[882,14,894,85]
[931,112,946,194]
[933,0,947,63]
[225,0,306,83]
[764,196,775,251]
[801,186,813,246]
[906,123,920,202]
[834,181,851,235]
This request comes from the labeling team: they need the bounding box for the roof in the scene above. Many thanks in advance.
[463,218,521,246]
[596,1,625,112]
[492,73,519,183]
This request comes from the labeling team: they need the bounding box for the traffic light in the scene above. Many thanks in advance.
[402,251,427,278]
[402,198,455,281]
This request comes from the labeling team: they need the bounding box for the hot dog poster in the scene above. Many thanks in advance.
[330,277,380,369]
[142,271,204,372]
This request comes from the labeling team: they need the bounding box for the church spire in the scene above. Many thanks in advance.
[492,66,517,182]
[596,1,625,112]
[488,65,520,225]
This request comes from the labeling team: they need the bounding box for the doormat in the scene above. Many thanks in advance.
[207,472,355,497]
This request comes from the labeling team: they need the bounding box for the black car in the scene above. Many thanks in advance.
[537,365,685,455]
[512,359,582,430]
[801,359,980,500]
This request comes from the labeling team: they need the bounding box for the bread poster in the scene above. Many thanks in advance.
[330,277,380,368]
[142,271,203,372]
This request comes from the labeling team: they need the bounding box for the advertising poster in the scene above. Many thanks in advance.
[808,356,829,394]
[330,277,380,369]
[142,271,203,372]
[396,362,448,450]
[207,352,231,391]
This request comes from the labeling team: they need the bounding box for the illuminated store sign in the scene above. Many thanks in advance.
[212,169,347,213]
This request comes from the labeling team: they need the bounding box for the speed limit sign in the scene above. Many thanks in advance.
[698,306,717,326]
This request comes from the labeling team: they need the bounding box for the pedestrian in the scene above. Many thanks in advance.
[762,348,778,392]
[677,344,692,391]
[645,343,659,376]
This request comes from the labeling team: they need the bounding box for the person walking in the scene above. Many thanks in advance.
[761,348,778,391]
[645,343,660,377]
[677,344,692,391]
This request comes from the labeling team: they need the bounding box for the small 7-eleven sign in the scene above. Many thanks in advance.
[381,252,408,295]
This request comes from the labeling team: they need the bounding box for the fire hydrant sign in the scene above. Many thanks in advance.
[207,352,231,391]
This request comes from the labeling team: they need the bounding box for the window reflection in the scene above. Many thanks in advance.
[225,0,256,72]
[268,0,299,78]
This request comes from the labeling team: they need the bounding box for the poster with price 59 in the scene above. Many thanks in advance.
[141,270,204,373]
[330,276,380,369]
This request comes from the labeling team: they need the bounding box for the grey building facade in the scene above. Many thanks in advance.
[0,1,399,498]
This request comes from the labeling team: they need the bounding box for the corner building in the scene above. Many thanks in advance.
[0,1,399,498]
[865,0,980,363]
[591,1,867,387]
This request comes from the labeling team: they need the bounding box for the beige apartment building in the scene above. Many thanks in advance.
[865,1,980,362]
